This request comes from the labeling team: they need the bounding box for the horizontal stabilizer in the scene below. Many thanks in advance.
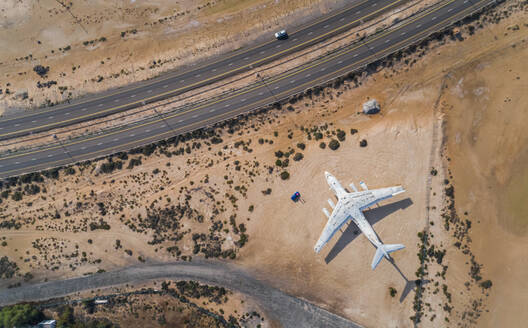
[349,183,358,192]
[359,181,368,191]
[327,198,335,209]
[322,208,330,219]
[371,244,405,270]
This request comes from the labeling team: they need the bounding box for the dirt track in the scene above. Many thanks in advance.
[0,259,361,328]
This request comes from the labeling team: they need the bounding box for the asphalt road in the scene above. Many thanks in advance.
[0,0,407,140]
[0,0,495,178]
[0,261,362,328]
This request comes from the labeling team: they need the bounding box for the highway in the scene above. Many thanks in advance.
[0,0,407,140]
[0,0,495,178]
[0,261,362,328]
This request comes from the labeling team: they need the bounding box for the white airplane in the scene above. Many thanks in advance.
[314,171,406,270]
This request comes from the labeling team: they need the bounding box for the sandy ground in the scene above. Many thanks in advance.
[0,1,526,327]
[0,0,349,112]
[442,32,528,327]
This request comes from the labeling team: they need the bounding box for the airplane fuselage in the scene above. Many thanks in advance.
[314,172,405,258]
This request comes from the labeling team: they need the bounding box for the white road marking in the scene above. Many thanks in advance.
[308,31,313,35]
[14,124,20,127]
[340,17,345,21]
[114,99,119,102]
[258,92,264,96]
[32,158,37,161]
[225,104,230,107]
[15,162,19,164]
[371,3,377,6]
[274,86,279,89]
[163,85,168,88]
[161,124,166,128]
[229,63,233,66]
[209,109,216,113]
[338,60,343,64]
[178,119,184,123]
[276,45,281,48]
[260,51,265,54]
[130,95,136,98]
[306,73,311,77]
[195,74,201,77]
[324,24,329,28]
[130,134,135,137]
[463,0,468,3]
[97,142,102,146]
[81,147,86,150]
[98,103,103,107]
[448,8,453,12]
[356,10,361,14]
[47,154,53,157]
[48,116,54,119]
[145,129,150,133]
[370,46,374,50]
[401,32,406,35]
[320,67,326,71]
[81,108,87,111]
[212,68,217,72]
[416,24,422,28]
[290,80,295,83]
[432,16,437,20]
[147,89,152,93]
[292,38,297,41]
[353,53,358,57]
[32,120,36,123]
[180,79,185,83]
[192,114,198,118]
[113,138,119,141]
[385,39,390,43]
[244,57,250,60]
[241,98,246,102]
[65,112,70,115]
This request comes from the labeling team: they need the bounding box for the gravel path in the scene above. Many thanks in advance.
[0,260,362,328]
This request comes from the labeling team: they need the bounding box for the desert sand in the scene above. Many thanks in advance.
[0,0,526,327]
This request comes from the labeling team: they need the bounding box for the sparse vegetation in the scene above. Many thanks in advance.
[328,139,340,150]
[280,171,290,180]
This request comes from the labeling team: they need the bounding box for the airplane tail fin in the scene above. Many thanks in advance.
[371,244,405,270]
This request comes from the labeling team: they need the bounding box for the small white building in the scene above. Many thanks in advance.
[94,299,108,305]
[37,319,57,328]
[363,99,380,114]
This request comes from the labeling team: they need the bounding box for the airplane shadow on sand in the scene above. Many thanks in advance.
[324,197,413,265]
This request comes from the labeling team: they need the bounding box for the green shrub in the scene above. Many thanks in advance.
[11,191,22,201]
[336,129,346,141]
[359,139,368,147]
[328,139,340,150]
[480,280,492,289]
[293,153,304,161]
[280,171,290,180]
[319,142,326,149]
[0,304,44,327]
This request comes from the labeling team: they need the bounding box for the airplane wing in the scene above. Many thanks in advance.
[314,203,350,253]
